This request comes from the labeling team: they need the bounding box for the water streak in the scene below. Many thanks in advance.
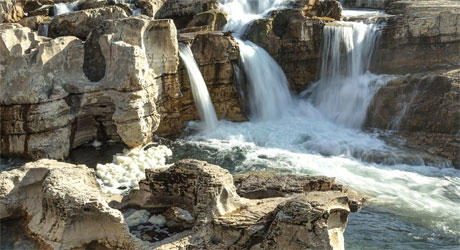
[306,21,387,128]
[179,45,218,131]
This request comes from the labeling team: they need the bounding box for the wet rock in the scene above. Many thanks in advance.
[125,209,151,227]
[0,159,147,249]
[366,69,460,167]
[245,8,326,92]
[372,0,460,74]
[157,31,247,135]
[235,174,342,199]
[48,6,129,39]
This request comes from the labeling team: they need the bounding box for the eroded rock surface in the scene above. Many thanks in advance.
[372,0,460,74]
[0,159,147,249]
[121,159,361,249]
[0,17,178,159]
[366,69,460,167]
[244,0,342,92]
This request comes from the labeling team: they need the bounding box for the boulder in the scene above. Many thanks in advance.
[0,17,178,159]
[185,10,227,31]
[119,159,359,249]
[155,0,218,28]
[18,15,50,30]
[245,8,326,92]
[48,6,129,39]
[0,159,147,249]
[0,0,24,23]
[366,69,460,167]
[372,0,460,74]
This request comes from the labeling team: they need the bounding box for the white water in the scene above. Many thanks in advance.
[171,2,460,243]
[54,2,78,16]
[179,45,218,131]
[219,0,294,121]
[305,22,387,128]
[237,40,293,120]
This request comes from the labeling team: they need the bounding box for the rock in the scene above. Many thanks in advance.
[48,6,129,39]
[148,214,166,226]
[121,159,361,249]
[0,17,178,159]
[366,69,460,167]
[18,15,50,30]
[372,0,460,74]
[341,0,387,9]
[163,207,194,228]
[134,0,165,17]
[157,31,247,135]
[121,159,245,224]
[0,159,148,249]
[185,10,227,31]
[1,0,24,23]
[235,174,342,199]
[245,8,326,92]
[155,0,218,28]
[125,209,151,227]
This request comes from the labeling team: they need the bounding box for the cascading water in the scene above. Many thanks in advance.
[305,21,391,128]
[219,0,293,121]
[179,44,218,131]
[173,2,460,248]
[54,2,78,16]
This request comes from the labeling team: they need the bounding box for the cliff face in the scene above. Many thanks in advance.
[0,17,178,159]
[372,0,460,74]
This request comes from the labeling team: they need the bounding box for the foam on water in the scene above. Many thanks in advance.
[54,2,78,16]
[179,44,218,131]
[95,145,172,195]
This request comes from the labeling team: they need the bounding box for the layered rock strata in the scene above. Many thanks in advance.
[366,69,460,168]
[0,158,361,249]
[372,0,460,74]
[0,18,178,159]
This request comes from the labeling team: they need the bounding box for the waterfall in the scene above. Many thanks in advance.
[38,24,49,37]
[237,40,293,120]
[54,2,78,16]
[306,21,388,128]
[179,44,218,131]
[219,0,293,121]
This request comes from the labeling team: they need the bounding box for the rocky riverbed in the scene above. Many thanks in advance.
[1,0,459,249]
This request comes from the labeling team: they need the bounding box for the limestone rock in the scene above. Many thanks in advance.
[155,0,218,28]
[235,174,342,199]
[366,69,460,167]
[0,159,148,249]
[185,10,227,31]
[372,0,460,74]
[18,15,50,30]
[121,159,359,249]
[48,6,129,39]
[245,8,326,92]
[122,159,245,224]
[0,0,24,23]
[0,17,178,159]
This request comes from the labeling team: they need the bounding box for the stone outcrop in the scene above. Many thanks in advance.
[48,6,130,39]
[185,10,227,32]
[155,0,218,28]
[0,158,361,249]
[366,69,460,167]
[120,159,361,249]
[1,0,24,23]
[0,17,178,160]
[156,31,247,135]
[0,159,147,249]
[372,0,460,74]
[244,0,342,93]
